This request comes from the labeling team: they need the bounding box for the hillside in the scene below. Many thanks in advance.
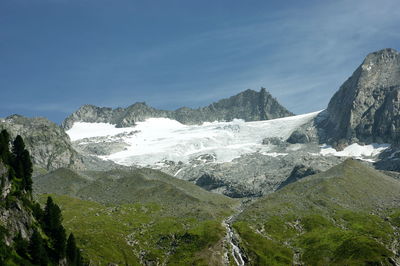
[0,130,83,265]
[233,159,400,265]
[34,167,238,265]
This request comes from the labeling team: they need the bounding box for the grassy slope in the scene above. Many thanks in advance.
[234,159,400,265]
[35,168,238,265]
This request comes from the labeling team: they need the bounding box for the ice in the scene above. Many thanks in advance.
[320,143,390,160]
[67,111,322,166]
[66,122,136,141]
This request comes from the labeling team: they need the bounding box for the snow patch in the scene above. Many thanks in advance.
[66,122,137,141]
[320,143,390,161]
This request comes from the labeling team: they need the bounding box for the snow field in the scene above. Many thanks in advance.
[66,111,321,166]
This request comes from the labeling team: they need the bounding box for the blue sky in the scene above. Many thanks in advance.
[1,0,400,123]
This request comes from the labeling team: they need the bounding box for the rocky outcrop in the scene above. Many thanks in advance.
[0,161,35,245]
[0,115,84,171]
[320,48,400,146]
[166,146,343,197]
[63,88,293,129]
[277,165,319,190]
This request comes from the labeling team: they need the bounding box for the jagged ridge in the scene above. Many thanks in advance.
[62,88,293,129]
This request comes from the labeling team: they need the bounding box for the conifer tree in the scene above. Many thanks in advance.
[14,232,29,259]
[66,233,77,265]
[44,196,67,261]
[20,149,33,191]
[32,202,44,224]
[0,130,11,164]
[11,135,33,192]
[29,229,48,266]
[76,248,84,266]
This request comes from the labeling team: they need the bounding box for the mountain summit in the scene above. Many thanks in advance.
[321,48,400,146]
[63,88,293,129]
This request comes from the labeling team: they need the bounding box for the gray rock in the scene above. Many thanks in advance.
[0,161,36,244]
[165,145,343,197]
[63,88,293,129]
[262,137,283,145]
[195,173,226,190]
[320,48,400,146]
[0,115,84,171]
[286,130,310,144]
[277,165,320,190]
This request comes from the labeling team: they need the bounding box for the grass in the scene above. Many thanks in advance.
[38,194,228,265]
[233,159,400,265]
[34,166,239,265]
[232,222,293,266]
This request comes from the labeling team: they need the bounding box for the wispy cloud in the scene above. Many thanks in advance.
[77,0,398,114]
[2,0,400,121]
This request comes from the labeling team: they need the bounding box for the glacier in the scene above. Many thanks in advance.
[66,111,389,167]
[67,111,321,166]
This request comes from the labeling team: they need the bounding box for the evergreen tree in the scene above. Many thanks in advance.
[32,202,44,224]
[0,129,11,164]
[76,248,84,266]
[66,233,77,265]
[11,135,33,192]
[28,229,48,266]
[43,196,56,233]
[14,232,29,259]
[20,150,33,191]
[12,135,25,158]
[44,196,67,261]
[53,223,66,261]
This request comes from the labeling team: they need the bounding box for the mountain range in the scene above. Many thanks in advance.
[62,88,293,130]
[1,48,400,265]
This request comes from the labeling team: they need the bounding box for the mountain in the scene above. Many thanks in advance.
[66,111,350,197]
[34,167,236,218]
[0,132,83,265]
[34,167,238,265]
[233,159,400,265]
[0,115,84,172]
[320,48,400,147]
[62,88,293,129]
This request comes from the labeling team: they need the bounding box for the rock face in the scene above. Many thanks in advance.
[321,48,400,146]
[63,88,293,129]
[0,161,35,244]
[0,115,84,171]
[164,144,343,198]
[277,165,319,190]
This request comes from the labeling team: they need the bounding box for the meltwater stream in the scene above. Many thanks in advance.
[223,216,246,265]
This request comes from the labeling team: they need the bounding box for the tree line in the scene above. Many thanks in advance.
[0,129,85,265]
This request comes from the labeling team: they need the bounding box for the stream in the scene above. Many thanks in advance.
[223,216,246,265]
[223,199,255,265]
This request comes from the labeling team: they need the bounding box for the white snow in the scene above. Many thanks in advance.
[66,111,321,166]
[66,122,137,141]
[320,143,390,161]
[66,111,391,166]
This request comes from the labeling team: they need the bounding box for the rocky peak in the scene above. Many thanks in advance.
[62,104,115,129]
[321,48,400,146]
[63,88,293,129]
[0,115,84,172]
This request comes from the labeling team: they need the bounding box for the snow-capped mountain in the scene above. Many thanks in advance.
[66,111,389,167]
[65,110,390,197]
[3,48,399,197]
[66,111,321,166]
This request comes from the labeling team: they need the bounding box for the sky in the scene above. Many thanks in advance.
[1,0,400,124]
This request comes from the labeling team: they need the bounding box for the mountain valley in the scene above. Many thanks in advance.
[1,48,400,265]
